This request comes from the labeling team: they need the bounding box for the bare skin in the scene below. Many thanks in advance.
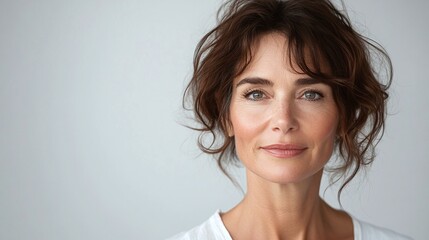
[222,32,354,240]
[221,170,353,240]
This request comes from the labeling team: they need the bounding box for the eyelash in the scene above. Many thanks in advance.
[241,88,324,101]
[300,89,324,101]
[242,89,267,101]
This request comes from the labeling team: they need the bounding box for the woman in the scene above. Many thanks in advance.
[170,0,411,239]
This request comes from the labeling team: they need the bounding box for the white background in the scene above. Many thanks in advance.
[0,0,427,239]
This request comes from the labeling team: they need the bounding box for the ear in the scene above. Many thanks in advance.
[226,120,234,137]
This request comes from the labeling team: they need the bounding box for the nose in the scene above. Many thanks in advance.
[271,100,298,134]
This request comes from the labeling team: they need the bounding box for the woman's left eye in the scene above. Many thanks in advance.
[302,90,323,101]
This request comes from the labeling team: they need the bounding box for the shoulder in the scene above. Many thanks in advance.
[166,210,232,240]
[352,217,412,240]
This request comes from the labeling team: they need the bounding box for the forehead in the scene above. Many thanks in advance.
[234,33,301,82]
[234,32,332,83]
[251,33,289,66]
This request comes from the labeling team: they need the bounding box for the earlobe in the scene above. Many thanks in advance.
[226,121,234,137]
[227,127,234,137]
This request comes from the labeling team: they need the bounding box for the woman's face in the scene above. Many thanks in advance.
[229,33,339,184]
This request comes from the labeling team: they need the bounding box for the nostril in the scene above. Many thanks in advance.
[271,113,298,134]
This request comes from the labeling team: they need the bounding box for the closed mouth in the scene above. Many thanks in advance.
[260,144,307,158]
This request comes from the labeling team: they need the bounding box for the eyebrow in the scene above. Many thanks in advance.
[235,77,324,88]
[295,77,325,86]
[235,77,273,88]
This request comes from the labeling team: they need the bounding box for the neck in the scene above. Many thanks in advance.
[222,170,338,240]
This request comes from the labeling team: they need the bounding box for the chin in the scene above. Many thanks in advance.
[248,163,325,185]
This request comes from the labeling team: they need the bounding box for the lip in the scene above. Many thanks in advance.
[260,144,307,158]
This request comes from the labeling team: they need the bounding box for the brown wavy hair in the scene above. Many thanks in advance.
[183,0,392,200]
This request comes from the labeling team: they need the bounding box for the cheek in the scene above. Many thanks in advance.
[231,110,257,145]
[229,104,269,155]
[317,115,338,141]
[299,101,338,136]
[308,109,339,153]
[230,101,267,133]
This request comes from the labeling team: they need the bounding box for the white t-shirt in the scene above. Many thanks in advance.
[168,210,412,240]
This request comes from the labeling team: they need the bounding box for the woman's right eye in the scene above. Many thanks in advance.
[244,90,265,101]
